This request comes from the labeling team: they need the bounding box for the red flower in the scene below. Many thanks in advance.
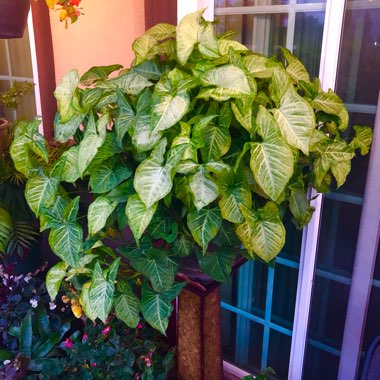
[82,333,88,342]
[137,323,143,329]
[69,0,81,6]
[102,326,111,335]
[65,338,73,349]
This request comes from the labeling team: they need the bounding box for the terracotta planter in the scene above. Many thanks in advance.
[0,0,30,39]
[0,118,9,154]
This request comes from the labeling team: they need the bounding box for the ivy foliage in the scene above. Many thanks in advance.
[11,10,372,334]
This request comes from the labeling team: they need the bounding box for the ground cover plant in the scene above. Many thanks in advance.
[10,9,372,335]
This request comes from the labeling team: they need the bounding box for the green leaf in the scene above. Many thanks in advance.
[236,203,285,262]
[331,160,351,188]
[282,48,310,83]
[218,170,252,224]
[161,281,186,302]
[145,22,176,40]
[54,112,86,143]
[132,34,157,65]
[176,9,205,65]
[78,114,108,176]
[196,122,231,162]
[25,174,59,217]
[350,125,373,155]
[189,168,219,210]
[46,262,68,301]
[199,65,252,100]
[198,22,220,59]
[125,194,157,242]
[0,349,13,361]
[218,39,248,55]
[141,282,172,335]
[174,235,194,257]
[10,119,45,177]
[243,53,281,78]
[311,89,344,115]
[114,282,140,328]
[97,72,153,95]
[61,146,81,183]
[134,138,173,208]
[151,89,190,133]
[273,87,315,155]
[187,208,222,253]
[48,221,82,268]
[54,69,80,123]
[198,249,235,282]
[20,311,33,356]
[88,197,118,236]
[148,207,178,243]
[121,247,175,292]
[80,64,123,86]
[288,186,315,229]
[89,159,132,194]
[89,261,117,323]
[80,282,98,321]
[250,108,294,201]
[132,114,162,152]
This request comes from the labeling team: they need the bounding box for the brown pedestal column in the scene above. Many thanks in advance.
[177,286,223,380]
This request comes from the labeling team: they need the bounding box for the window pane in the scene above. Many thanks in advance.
[8,28,33,78]
[0,40,9,75]
[268,330,292,379]
[293,11,325,79]
[215,0,289,7]
[303,346,340,380]
[215,14,288,57]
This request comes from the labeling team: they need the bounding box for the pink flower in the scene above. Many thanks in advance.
[148,351,153,357]
[137,323,143,329]
[65,338,73,349]
[102,326,111,335]
[82,333,88,342]
[144,356,152,367]
[92,362,97,367]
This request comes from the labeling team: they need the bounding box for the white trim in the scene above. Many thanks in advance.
[223,361,252,378]
[177,0,214,23]
[288,1,346,379]
[27,10,43,133]
[338,94,380,380]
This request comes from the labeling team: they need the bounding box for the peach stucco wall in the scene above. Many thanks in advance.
[49,0,145,84]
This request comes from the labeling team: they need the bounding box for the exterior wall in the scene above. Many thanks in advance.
[49,0,145,83]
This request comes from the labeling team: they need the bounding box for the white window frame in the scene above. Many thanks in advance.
[0,11,42,131]
[176,2,380,379]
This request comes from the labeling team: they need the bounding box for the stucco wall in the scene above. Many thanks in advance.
[49,0,145,84]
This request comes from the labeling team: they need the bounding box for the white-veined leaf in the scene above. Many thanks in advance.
[125,194,157,242]
[187,208,222,253]
[273,86,315,155]
[88,197,118,236]
[189,169,219,210]
[114,282,140,328]
[46,262,68,301]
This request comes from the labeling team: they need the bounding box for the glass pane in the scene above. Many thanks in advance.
[293,11,325,79]
[0,80,13,121]
[222,309,264,374]
[8,28,33,78]
[0,40,9,75]
[216,0,289,7]
[303,346,340,380]
[297,0,326,3]
[316,199,362,274]
[15,86,36,120]
[271,264,298,328]
[268,330,292,379]
[215,14,288,57]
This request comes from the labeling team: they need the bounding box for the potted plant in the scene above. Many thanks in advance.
[10,10,372,336]
[0,0,30,39]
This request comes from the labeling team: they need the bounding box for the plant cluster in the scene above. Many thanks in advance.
[50,318,174,379]
[44,0,83,27]
[0,81,33,111]
[10,10,372,335]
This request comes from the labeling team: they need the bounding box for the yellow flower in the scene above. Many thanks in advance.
[71,303,83,318]
[60,10,68,22]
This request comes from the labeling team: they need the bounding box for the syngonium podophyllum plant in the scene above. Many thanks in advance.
[10,10,372,334]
